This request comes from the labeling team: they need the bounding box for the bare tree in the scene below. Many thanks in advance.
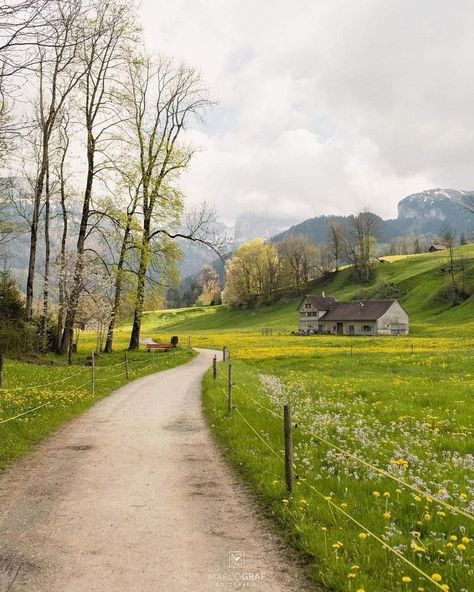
[60,0,135,355]
[278,235,317,296]
[440,224,458,304]
[343,210,378,282]
[327,219,343,271]
[24,0,87,321]
[0,0,52,159]
[117,54,212,350]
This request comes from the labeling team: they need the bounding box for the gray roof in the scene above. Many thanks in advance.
[321,300,396,321]
[298,295,336,310]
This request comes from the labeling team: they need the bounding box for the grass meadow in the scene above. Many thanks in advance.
[202,337,473,592]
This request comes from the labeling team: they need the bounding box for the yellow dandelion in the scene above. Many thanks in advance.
[431,573,442,582]
[372,491,380,498]
[402,575,412,583]
[383,511,391,520]
[358,532,368,540]
[461,536,470,544]
[457,543,466,551]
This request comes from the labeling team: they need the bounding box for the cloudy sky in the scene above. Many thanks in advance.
[141,0,474,225]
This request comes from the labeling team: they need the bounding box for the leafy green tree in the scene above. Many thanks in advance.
[0,270,25,324]
[223,239,280,306]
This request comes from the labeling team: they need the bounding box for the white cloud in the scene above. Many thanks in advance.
[140,0,474,225]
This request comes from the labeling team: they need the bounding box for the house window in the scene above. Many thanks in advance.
[349,325,355,335]
[363,325,372,332]
[305,302,311,308]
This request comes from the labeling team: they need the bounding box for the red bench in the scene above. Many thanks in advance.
[145,343,172,352]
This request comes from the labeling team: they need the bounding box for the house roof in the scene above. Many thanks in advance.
[429,244,445,251]
[321,300,396,321]
[298,294,336,310]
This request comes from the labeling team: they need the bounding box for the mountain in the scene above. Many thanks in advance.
[233,212,299,245]
[272,188,474,246]
[395,188,474,235]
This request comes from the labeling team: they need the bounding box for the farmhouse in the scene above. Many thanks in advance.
[298,294,409,336]
[428,244,446,252]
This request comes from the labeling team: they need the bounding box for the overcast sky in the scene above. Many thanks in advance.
[140,0,474,225]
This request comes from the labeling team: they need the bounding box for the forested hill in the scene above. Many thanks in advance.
[138,244,474,338]
[272,188,474,245]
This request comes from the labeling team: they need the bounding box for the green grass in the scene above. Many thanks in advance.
[0,347,194,468]
[203,343,474,592]
[124,244,474,344]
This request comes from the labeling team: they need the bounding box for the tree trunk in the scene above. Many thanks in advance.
[40,163,50,349]
[56,149,68,351]
[59,133,94,354]
[25,161,47,321]
[128,224,149,350]
[104,217,132,353]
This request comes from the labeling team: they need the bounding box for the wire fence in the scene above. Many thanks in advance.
[0,349,182,426]
[215,350,472,591]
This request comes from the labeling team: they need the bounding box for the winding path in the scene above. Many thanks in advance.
[0,349,315,591]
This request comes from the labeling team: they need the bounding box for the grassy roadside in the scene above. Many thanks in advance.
[0,347,195,469]
[202,347,473,592]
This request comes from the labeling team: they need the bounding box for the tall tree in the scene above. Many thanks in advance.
[327,219,343,271]
[60,0,134,354]
[120,55,211,350]
[343,210,378,282]
[278,235,317,295]
[223,239,280,307]
[24,0,86,321]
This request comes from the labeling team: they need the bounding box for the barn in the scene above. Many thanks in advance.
[298,294,409,336]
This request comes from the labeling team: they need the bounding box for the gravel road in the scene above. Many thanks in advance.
[0,349,316,592]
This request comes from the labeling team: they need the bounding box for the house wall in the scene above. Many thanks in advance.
[319,321,377,335]
[298,298,328,330]
[376,302,409,335]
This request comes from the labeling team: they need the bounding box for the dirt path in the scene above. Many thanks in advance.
[0,349,316,592]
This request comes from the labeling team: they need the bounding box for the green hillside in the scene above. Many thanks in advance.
[132,244,474,339]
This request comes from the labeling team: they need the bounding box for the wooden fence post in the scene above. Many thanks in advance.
[152,348,155,364]
[213,355,217,379]
[125,352,129,379]
[227,363,233,414]
[223,346,227,361]
[91,351,96,396]
[283,404,294,494]
[411,344,414,355]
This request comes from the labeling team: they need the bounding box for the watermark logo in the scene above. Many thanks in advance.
[228,551,245,568]
[208,551,266,588]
